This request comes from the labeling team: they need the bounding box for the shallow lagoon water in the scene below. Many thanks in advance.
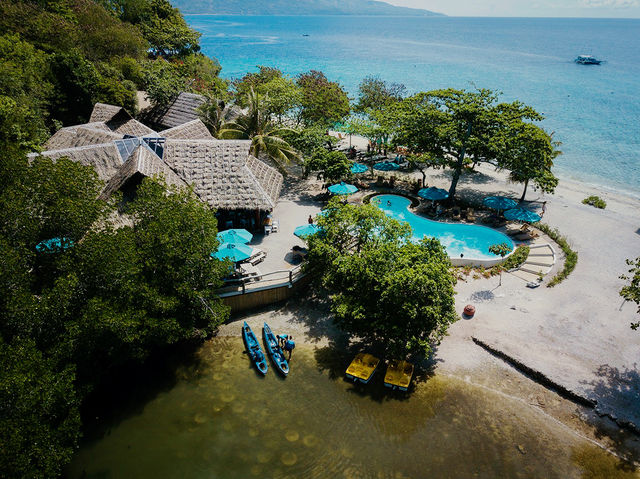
[66,337,633,479]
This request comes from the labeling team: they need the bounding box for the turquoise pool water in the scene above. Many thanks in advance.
[373,195,514,261]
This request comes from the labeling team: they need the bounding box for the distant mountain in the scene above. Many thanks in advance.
[174,0,443,16]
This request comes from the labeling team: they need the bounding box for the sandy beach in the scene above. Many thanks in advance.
[218,139,640,462]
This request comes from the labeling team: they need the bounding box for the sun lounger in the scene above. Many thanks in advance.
[465,208,477,222]
[514,230,539,241]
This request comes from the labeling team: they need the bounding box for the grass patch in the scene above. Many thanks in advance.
[582,195,607,209]
[537,223,578,287]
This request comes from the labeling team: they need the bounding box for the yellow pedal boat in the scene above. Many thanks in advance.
[383,360,414,391]
[345,353,380,384]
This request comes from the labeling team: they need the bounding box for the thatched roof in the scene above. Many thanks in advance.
[163,139,283,211]
[160,119,213,140]
[141,92,207,131]
[101,145,188,199]
[90,103,127,123]
[44,125,123,151]
[36,103,283,211]
[29,143,123,182]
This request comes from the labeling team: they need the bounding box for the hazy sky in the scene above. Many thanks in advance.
[388,0,640,17]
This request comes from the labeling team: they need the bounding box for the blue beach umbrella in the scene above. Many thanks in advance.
[350,163,368,174]
[373,161,400,172]
[504,207,541,223]
[212,242,254,262]
[36,237,73,253]
[328,182,358,195]
[483,196,518,212]
[418,187,449,201]
[216,228,253,244]
[294,224,322,238]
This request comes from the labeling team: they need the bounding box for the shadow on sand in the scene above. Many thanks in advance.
[579,363,640,467]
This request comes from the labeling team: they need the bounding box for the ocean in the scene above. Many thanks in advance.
[185,15,640,195]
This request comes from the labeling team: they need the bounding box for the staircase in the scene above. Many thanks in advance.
[510,240,556,283]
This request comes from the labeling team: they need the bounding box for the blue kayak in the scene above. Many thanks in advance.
[262,323,289,376]
[242,322,268,375]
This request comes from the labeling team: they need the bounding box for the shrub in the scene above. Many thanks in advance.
[582,195,606,209]
[502,245,530,270]
[537,223,578,287]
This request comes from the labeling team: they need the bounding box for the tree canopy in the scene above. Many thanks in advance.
[620,257,640,330]
[387,88,557,201]
[308,198,457,356]
[296,70,350,126]
[354,75,405,115]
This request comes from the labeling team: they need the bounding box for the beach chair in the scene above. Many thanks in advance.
[465,208,477,222]
[514,229,539,241]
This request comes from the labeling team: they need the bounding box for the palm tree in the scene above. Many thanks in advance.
[218,89,299,175]
[198,98,226,137]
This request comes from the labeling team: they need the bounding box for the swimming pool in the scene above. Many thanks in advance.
[372,194,514,263]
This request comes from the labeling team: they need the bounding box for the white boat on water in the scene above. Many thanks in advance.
[575,55,602,65]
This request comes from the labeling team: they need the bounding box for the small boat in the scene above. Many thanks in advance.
[262,323,289,376]
[383,360,414,391]
[242,322,268,375]
[575,55,602,65]
[345,353,380,384]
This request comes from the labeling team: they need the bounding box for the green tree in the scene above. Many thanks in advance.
[305,149,350,183]
[488,242,512,286]
[308,199,457,356]
[65,177,229,382]
[280,124,336,158]
[354,75,405,114]
[0,156,107,252]
[219,89,299,174]
[49,51,100,125]
[138,0,201,57]
[389,89,545,201]
[296,70,350,126]
[0,338,80,479]
[620,257,640,330]
[233,66,301,121]
[498,123,561,202]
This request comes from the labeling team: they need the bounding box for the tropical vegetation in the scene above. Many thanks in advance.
[620,257,640,330]
[582,195,607,209]
[307,198,458,357]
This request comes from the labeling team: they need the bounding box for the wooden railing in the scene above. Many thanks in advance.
[216,264,306,298]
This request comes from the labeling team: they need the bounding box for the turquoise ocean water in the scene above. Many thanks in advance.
[186,15,640,195]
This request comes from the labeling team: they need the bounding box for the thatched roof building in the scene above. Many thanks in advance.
[141,92,208,131]
[31,103,283,218]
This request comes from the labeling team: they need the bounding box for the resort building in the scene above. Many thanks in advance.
[31,103,283,231]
